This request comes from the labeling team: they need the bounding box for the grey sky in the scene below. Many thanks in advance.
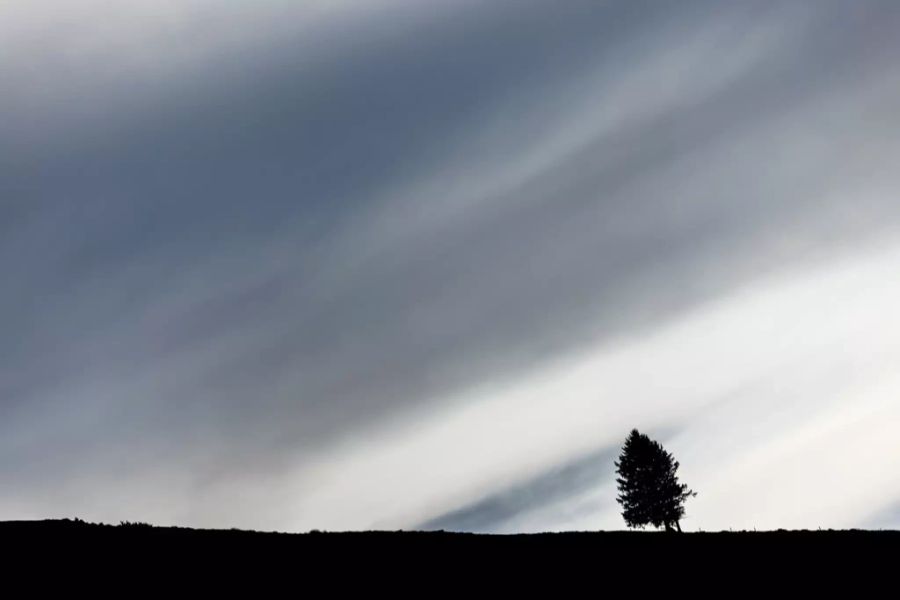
[2,0,899,532]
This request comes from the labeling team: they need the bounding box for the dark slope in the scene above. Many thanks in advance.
[2,519,895,587]
[3,519,896,554]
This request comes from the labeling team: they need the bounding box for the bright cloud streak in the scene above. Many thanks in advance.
[270,239,900,531]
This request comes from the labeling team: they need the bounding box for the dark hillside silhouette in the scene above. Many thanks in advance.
[0,519,896,585]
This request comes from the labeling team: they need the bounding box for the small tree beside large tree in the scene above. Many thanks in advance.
[614,429,696,532]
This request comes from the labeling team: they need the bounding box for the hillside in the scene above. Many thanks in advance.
[4,519,896,571]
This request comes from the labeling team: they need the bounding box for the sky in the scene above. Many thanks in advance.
[2,0,899,533]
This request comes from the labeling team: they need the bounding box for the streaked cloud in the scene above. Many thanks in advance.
[2,0,899,531]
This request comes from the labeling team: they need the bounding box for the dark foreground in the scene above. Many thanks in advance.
[3,519,896,587]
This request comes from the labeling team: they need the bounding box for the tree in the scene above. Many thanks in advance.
[614,429,696,532]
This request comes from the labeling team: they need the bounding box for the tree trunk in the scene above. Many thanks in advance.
[675,520,682,533]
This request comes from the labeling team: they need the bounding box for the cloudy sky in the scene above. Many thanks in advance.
[2,0,900,533]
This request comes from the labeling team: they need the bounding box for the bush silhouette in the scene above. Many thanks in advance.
[118,520,153,528]
[614,429,696,532]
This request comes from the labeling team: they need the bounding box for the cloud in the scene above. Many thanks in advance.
[223,239,897,532]
[867,502,900,530]
[417,444,626,534]
[2,0,900,530]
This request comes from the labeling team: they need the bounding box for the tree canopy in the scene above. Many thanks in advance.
[614,429,696,532]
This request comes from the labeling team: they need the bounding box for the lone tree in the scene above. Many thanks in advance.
[614,429,696,532]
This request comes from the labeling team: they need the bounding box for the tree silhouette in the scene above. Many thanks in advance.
[614,429,696,532]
